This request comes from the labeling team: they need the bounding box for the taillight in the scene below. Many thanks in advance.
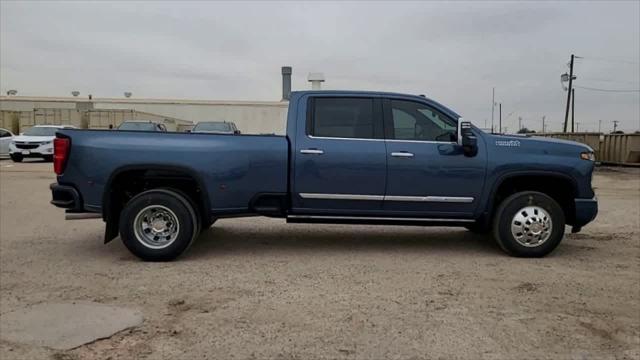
[53,137,70,175]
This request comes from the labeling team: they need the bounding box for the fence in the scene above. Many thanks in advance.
[87,109,192,132]
[538,132,640,165]
[2,108,192,133]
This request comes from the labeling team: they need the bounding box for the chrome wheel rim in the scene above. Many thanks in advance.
[510,206,552,247]
[133,205,180,249]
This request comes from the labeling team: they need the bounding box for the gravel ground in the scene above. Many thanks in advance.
[1,160,639,360]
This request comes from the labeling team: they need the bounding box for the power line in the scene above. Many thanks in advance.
[580,56,640,65]
[574,85,640,93]
[581,77,640,85]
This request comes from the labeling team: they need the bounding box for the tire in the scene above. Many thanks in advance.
[10,154,23,162]
[43,155,53,162]
[493,191,565,257]
[119,189,199,261]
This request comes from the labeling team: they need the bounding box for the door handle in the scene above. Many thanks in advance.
[300,149,324,155]
[391,152,414,158]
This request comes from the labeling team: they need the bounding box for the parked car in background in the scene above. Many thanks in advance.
[192,121,240,134]
[51,90,598,261]
[118,121,167,132]
[0,128,14,157]
[10,125,76,162]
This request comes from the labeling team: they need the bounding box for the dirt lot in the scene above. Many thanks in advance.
[0,160,638,360]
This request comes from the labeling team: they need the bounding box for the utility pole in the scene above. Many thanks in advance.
[518,116,523,131]
[576,122,580,132]
[491,87,495,133]
[598,120,602,133]
[563,54,575,133]
[613,120,619,133]
[542,116,546,133]
[571,88,576,132]
[499,103,502,133]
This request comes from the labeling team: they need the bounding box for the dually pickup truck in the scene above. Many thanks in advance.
[50,91,598,261]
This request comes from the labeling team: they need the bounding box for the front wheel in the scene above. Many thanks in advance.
[43,155,53,162]
[493,191,565,257]
[119,189,199,261]
[10,154,23,162]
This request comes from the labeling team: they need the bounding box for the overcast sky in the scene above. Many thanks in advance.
[1,1,639,132]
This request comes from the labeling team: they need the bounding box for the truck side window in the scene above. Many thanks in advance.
[388,100,457,142]
[312,98,374,139]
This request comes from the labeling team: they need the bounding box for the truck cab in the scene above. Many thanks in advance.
[50,90,598,261]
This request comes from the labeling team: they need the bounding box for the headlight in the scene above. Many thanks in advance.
[42,141,52,145]
[580,151,595,161]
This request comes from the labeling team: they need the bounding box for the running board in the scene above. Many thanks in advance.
[65,213,102,220]
[286,215,474,227]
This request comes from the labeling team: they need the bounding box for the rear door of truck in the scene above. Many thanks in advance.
[291,95,387,214]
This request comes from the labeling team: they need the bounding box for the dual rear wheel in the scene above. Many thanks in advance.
[119,189,200,261]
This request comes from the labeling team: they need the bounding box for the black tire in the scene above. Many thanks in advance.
[43,155,53,162]
[10,154,23,162]
[119,189,199,261]
[156,187,202,234]
[493,191,565,257]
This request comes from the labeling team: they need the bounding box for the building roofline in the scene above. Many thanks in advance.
[0,96,288,107]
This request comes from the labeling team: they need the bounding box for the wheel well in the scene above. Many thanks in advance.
[103,168,209,240]
[492,175,576,225]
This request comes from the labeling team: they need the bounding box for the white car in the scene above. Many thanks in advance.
[0,128,14,157]
[9,125,77,162]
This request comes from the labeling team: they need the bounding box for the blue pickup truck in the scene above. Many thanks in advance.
[50,91,598,261]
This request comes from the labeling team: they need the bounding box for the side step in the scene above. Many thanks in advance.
[286,215,474,227]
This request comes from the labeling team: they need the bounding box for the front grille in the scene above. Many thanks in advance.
[15,143,41,150]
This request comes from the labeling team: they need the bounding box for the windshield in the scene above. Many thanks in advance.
[23,127,59,136]
[193,122,232,132]
[118,122,156,131]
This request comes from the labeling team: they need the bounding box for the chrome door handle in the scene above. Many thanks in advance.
[391,152,414,158]
[300,149,324,155]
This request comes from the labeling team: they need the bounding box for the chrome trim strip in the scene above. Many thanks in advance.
[390,152,414,158]
[299,193,384,201]
[308,135,384,142]
[300,149,324,154]
[288,215,474,223]
[299,193,474,203]
[385,139,457,145]
[385,195,474,203]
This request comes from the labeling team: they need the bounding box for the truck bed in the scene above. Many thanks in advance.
[57,129,289,214]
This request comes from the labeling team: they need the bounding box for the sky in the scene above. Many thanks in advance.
[1,1,639,132]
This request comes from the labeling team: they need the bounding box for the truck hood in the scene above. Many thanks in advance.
[488,133,593,152]
[12,135,55,143]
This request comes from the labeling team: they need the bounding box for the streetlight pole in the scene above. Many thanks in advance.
[499,103,502,133]
[542,116,546,133]
[571,88,576,132]
[491,87,495,133]
[563,54,575,133]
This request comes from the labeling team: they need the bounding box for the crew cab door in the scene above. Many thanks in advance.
[382,98,486,217]
[291,96,387,214]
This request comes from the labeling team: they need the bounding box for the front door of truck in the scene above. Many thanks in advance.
[382,98,486,217]
[292,96,387,214]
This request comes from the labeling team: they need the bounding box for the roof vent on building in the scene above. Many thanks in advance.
[281,66,292,101]
[308,73,325,90]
